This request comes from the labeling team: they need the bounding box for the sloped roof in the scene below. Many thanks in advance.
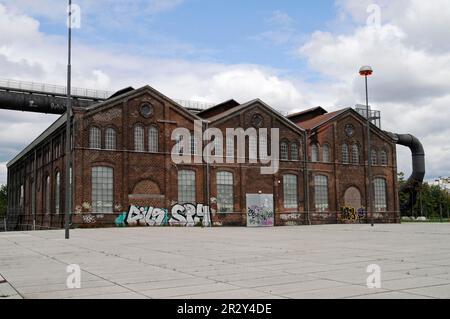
[207,98,305,135]
[296,108,350,130]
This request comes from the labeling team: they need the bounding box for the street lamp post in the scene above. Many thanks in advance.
[64,0,73,239]
[359,66,374,226]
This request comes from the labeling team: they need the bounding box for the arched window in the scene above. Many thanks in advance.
[92,166,113,213]
[374,178,387,211]
[342,144,349,164]
[280,141,289,160]
[217,171,233,213]
[45,175,51,214]
[55,172,60,214]
[105,128,116,150]
[352,144,360,165]
[283,174,298,208]
[323,144,330,163]
[134,125,145,152]
[291,144,299,161]
[89,127,101,149]
[311,144,319,162]
[371,149,378,165]
[380,150,388,166]
[314,175,328,211]
[178,170,196,204]
[249,136,257,161]
[149,126,158,153]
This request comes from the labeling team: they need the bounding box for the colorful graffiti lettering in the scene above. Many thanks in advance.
[340,206,365,223]
[82,214,96,224]
[118,203,211,227]
[247,205,274,227]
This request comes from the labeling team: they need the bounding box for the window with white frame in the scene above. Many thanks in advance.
[380,150,388,166]
[92,166,113,213]
[226,135,234,159]
[149,126,158,153]
[371,149,378,165]
[217,171,234,213]
[134,125,145,152]
[259,134,268,161]
[55,172,60,214]
[291,144,299,161]
[314,175,329,211]
[89,127,101,149]
[178,170,196,204]
[311,144,319,162]
[323,144,330,162]
[45,176,51,214]
[190,133,198,156]
[105,128,116,150]
[283,174,298,208]
[342,144,349,164]
[214,136,223,157]
[280,142,289,160]
[248,136,257,161]
[352,144,360,164]
[374,178,387,211]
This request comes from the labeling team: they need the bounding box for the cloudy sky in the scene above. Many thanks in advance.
[0,0,449,184]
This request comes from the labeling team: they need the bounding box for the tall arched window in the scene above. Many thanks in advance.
[280,141,289,160]
[89,126,101,149]
[371,149,378,165]
[314,175,328,211]
[291,144,299,161]
[283,174,298,208]
[105,127,116,150]
[92,166,113,213]
[178,170,196,204]
[134,125,145,152]
[311,144,319,162]
[149,126,159,153]
[380,150,388,166]
[323,144,330,163]
[352,144,360,165]
[45,175,51,214]
[374,178,387,211]
[217,171,233,213]
[342,144,349,164]
[55,172,60,214]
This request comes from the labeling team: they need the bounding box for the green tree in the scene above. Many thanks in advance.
[0,184,6,219]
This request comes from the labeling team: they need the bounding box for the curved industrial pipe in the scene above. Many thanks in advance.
[384,131,426,212]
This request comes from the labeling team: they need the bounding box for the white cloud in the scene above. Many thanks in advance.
[0,162,6,186]
[0,1,449,184]
[297,0,450,180]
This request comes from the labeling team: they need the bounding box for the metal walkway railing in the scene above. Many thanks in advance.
[0,78,216,109]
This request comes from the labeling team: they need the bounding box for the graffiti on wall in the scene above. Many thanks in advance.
[246,194,274,227]
[115,203,212,227]
[82,214,96,224]
[340,206,365,223]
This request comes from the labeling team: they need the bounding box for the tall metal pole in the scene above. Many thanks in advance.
[365,75,374,226]
[64,0,72,239]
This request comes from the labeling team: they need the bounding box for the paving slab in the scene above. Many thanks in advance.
[1,223,450,299]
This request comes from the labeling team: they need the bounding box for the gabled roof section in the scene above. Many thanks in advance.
[296,107,394,142]
[7,114,66,168]
[85,85,202,121]
[287,106,327,123]
[296,108,350,130]
[196,99,240,119]
[208,98,305,135]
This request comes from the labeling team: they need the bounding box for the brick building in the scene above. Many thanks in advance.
[6,85,399,229]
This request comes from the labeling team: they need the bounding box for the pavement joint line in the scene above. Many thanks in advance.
[1,237,149,299]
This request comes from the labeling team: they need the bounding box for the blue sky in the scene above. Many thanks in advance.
[1,0,450,183]
[38,0,337,81]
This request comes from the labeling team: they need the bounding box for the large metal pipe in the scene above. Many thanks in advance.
[385,131,425,212]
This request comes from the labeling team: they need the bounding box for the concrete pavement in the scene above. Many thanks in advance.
[1,224,450,299]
